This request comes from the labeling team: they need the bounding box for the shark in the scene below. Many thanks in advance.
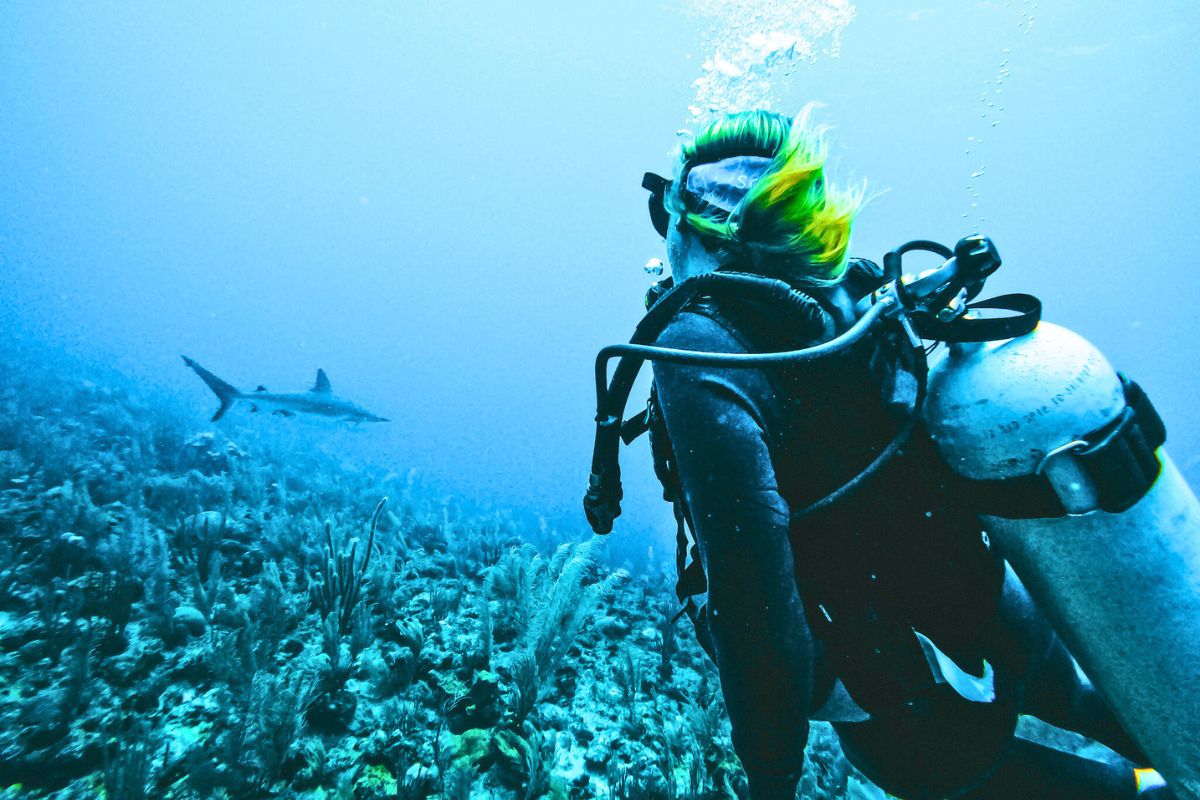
[182,356,389,423]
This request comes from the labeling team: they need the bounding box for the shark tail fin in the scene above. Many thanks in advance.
[182,356,242,421]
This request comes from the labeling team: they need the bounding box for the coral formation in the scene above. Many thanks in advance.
[0,362,1117,798]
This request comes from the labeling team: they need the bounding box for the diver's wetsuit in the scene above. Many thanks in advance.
[650,284,1163,800]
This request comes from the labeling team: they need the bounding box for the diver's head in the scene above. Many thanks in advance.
[648,106,865,287]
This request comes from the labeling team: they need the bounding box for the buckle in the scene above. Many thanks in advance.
[1035,439,1094,515]
[1035,377,1165,515]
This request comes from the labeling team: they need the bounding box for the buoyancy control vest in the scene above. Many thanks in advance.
[634,260,1012,716]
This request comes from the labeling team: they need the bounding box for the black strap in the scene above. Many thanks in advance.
[676,598,717,663]
[960,470,1065,520]
[620,409,651,445]
[965,374,1166,519]
[641,390,716,660]
[914,293,1042,343]
[958,471,1068,520]
[669,501,717,661]
[1082,377,1166,506]
[672,504,708,602]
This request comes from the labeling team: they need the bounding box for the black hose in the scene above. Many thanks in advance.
[594,295,892,422]
[791,314,929,521]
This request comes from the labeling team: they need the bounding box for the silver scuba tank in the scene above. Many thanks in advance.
[925,322,1200,799]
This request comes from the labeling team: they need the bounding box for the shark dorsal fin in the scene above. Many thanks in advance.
[311,369,332,394]
[255,385,268,393]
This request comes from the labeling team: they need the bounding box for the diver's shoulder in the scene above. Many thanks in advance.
[654,302,752,354]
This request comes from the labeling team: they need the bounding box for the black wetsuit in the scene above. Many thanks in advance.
[649,278,1163,800]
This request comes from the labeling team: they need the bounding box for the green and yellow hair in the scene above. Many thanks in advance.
[667,104,866,286]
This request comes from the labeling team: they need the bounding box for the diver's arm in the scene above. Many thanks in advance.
[653,311,813,796]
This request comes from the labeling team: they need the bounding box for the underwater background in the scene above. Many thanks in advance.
[0,1,1197,797]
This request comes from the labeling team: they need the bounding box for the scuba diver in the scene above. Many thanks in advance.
[583,107,1188,799]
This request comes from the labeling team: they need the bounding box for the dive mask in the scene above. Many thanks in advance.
[642,155,776,239]
[642,172,671,238]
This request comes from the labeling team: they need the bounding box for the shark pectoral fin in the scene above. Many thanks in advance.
[913,630,996,704]
[249,404,259,413]
[311,369,332,394]
[255,385,268,393]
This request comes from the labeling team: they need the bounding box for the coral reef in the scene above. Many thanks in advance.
[0,361,1115,799]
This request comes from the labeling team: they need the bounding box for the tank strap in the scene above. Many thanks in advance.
[965,374,1166,519]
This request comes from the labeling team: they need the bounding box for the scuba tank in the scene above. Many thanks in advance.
[924,319,1200,800]
[585,235,1200,797]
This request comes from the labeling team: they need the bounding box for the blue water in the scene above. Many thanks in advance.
[2,2,1198,536]
[1,2,1198,797]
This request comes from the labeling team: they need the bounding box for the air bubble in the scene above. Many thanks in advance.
[684,2,855,124]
